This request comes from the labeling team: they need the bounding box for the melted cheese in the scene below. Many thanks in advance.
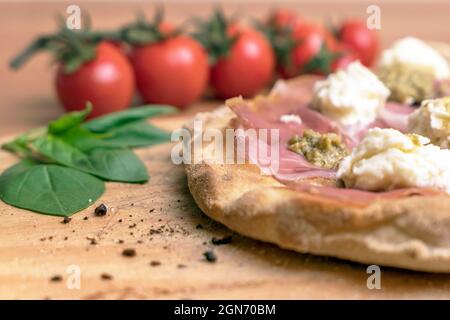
[337,128,450,194]
[312,61,390,126]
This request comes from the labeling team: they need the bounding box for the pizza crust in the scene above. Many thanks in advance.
[185,107,450,273]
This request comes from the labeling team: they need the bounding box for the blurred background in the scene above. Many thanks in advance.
[1,0,449,135]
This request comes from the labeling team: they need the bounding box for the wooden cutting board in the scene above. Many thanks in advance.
[0,113,449,300]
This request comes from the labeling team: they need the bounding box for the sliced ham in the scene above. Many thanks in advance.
[227,94,342,180]
[377,102,416,132]
[225,76,444,204]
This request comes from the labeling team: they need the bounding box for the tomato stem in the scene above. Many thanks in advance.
[10,36,53,69]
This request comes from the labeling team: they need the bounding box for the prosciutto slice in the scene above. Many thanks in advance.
[228,82,345,180]
[225,76,443,202]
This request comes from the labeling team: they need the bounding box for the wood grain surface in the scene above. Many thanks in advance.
[1,115,450,300]
[1,1,450,299]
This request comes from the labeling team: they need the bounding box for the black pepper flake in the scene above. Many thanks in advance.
[129,223,137,229]
[61,217,71,224]
[122,248,136,257]
[100,273,113,280]
[87,237,97,245]
[212,235,233,245]
[203,250,217,263]
[83,216,88,220]
[150,260,161,267]
[118,219,123,223]
[94,204,108,216]
[149,208,155,213]
[50,275,62,282]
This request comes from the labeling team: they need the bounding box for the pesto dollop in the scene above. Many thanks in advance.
[378,62,436,105]
[288,129,349,169]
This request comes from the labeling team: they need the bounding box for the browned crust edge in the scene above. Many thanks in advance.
[184,107,450,273]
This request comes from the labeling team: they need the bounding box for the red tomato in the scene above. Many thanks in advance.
[210,28,275,99]
[55,41,135,118]
[339,19,379,67]
[158,21,175,34]
[281,22,337,78]
[130,36,209,108]
[269,8,302,31]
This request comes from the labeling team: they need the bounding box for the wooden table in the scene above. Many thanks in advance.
[0,1,450,300]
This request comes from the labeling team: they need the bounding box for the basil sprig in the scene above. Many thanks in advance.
[0,104,175,217]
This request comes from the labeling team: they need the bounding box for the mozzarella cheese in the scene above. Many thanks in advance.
[280,114,302,125]
[337,128,450,194]
[408,98,450,149]
[311,61,390,126]
[379,37,450,80]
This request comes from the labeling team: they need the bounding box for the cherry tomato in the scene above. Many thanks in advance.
[55,41,135,118]
[158,21,175,35]
[281,22,337,78]
[339,19,379,67]
[269,8,303,31]
[210,27,275,99]
[129,36,209,108]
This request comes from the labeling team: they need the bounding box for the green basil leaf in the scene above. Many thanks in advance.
[84,105,175,133]
[57,125,117,151]
[98,121,171,148]
[86,148,149,183]
[1,133,33,157]
[0,159,104,216]
[48,103,92,135]
[32,136,149,183]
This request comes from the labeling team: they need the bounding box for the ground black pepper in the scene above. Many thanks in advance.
[50,275,62,282]
[212,235,232,245]
[122,248,136,257]
[100,273,113,280]
[94,204,108,216]
[61,217,71,224]
[203,250,217,263]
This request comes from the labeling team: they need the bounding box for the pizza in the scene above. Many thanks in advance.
[184,38,450,273]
